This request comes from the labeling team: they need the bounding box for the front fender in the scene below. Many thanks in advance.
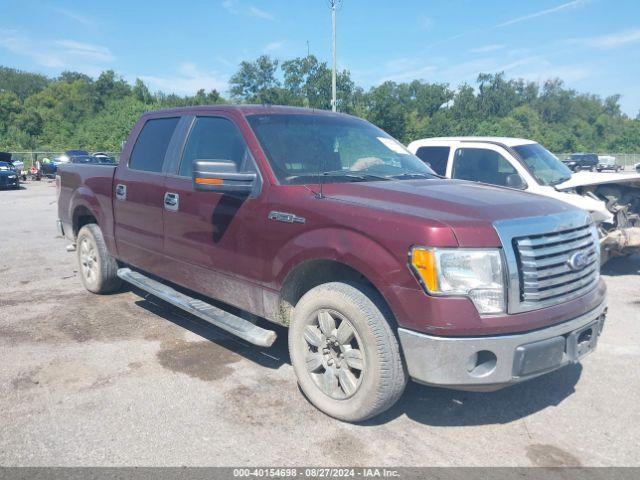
[273,226,404,288]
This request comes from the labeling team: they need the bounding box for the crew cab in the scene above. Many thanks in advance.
[408,137,640,261]
[57,107,606,422]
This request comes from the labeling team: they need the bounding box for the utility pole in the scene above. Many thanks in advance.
[328,0,341,112]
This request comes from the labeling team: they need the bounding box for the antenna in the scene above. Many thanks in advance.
[327,0,342,112]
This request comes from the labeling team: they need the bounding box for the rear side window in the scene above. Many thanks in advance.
[415,146,449,176]
[129,117,179,172]
[179,117,252,177]
[452,148,517,187]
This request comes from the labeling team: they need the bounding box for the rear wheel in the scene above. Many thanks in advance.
[289,282,406,422]
[77,224,121,294]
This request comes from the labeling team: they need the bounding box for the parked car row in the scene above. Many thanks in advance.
[560,153,628,172]
[40,151,117,177]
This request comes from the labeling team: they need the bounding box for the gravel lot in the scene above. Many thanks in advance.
[1,180,639,467]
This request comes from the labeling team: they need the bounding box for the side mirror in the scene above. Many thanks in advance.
[193,159,257,194]
[505,173,526,190]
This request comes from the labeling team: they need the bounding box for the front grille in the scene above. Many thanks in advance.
[513,224,599,309]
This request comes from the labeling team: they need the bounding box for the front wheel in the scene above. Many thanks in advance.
[76,224,121,294]
[289,282,406,422]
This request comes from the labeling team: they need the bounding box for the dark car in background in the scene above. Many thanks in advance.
[0,161,20,189]
[563,153,599,172]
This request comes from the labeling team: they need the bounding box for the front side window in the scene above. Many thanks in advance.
[129,117,179,172]
[415,146,449,176]
[452,148,518,187]
[179,117,254,177]
[246,113,436,185]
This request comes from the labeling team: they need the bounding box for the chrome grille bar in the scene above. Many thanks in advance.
[493,211,599,314]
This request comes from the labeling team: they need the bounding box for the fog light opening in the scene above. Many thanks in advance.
[467,350,497,378]
[578,328,593,345]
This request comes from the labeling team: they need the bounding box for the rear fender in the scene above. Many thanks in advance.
[68,186,117,254]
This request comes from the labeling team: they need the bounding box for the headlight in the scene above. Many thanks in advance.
[410,247,505,314]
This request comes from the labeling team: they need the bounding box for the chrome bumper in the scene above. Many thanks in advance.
[398,301,606,391]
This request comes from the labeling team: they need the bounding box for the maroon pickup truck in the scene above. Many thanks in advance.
[57,105,606,422]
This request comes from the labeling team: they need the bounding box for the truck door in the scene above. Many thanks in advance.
[113,116,180,272]
[159,115,267,315]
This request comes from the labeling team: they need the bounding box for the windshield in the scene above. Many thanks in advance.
[246,113,437,185]
[513,143,572,186]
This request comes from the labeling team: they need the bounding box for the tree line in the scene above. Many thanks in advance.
[1,55,639,153]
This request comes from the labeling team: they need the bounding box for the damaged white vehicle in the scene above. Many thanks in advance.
[407,137,640,262]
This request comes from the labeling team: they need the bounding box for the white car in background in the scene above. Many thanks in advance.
[408,136,640,261]
[597,155,622,172]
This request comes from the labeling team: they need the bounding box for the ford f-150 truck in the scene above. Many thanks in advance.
[57,106,606,422]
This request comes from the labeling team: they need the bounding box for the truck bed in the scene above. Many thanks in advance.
[57,163,117,250]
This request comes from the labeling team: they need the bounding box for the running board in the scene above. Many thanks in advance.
[117,268,276,347]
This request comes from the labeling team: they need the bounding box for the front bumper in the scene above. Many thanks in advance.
[398,300,606,390]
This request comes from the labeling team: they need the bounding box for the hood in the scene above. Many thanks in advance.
[556,171,640,190]
[321,179,577,247]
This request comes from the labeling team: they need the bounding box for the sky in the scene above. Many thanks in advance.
[1,0,639,116]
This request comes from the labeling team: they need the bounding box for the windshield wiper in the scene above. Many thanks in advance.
[387,173,435,180]
[320,170,390,182]
[549,175,571,186]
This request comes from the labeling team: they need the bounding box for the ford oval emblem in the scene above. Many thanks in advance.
[567,252,589,271]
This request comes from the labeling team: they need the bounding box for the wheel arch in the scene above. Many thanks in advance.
[276,257,396,328]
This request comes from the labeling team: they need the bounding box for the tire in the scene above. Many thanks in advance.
[288,282,406,422]
[76,224,121,294]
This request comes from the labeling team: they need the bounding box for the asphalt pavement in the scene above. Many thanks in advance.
[1,180,638,466]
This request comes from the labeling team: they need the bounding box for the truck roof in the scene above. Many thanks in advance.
[141,104,350,118]
[412,137,538,147]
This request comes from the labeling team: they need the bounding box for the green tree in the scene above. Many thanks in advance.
[229,55,285,104]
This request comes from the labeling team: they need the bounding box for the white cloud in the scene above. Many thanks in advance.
[222,0,239,14]
[53,7,94,26]
[0,29,114,72]
[140,62,228,95]
[248,6,275,20]
[263,40,284,52]
[54,40,115,62]
[469,44,505,54]
[222,1,274,20]
[378,62,438,83]
[496,0,587,28]
[576,29,640,49]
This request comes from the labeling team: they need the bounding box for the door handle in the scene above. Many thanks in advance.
[164,192,179,212]
[115,184,126,200]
